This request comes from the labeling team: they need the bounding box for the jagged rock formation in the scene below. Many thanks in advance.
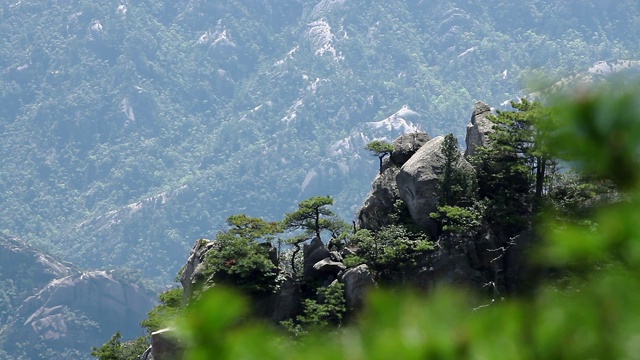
[174,237,375,321]
[464,101,494,157]
[303,236,332,282]
[355,103,533,295]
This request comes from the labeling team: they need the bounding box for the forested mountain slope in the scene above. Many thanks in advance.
[1,0,639,284]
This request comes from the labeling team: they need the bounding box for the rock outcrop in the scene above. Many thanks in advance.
[0,235,157,359]
[180,239,218,300]
[396,136,474,238]
[353,103,535,297]
[357,131,429,231]
[356,166,401,231]
[150,328,184,360]
[303,236,331,282]
[464,101,494,157]
[340,265,375,310]
[0,270,155,357]
[390,132,431,165]
[0,235,72,296]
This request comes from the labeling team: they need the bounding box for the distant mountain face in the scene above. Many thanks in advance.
[0,0,639,283]
[0,235,154,359]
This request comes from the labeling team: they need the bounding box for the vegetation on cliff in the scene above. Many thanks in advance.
[95,85,640,359]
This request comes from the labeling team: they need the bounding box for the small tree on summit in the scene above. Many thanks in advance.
[365,140,394,174]
[281,196,346,278]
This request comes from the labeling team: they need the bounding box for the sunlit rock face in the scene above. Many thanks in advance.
[464,101,494,157]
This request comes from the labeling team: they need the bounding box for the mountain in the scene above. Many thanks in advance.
[1,0,639,287]
[0,234,155,359]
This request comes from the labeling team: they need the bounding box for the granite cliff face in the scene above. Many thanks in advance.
[356,132,430,231]
[14,271,154,342]
[0,235,155,359]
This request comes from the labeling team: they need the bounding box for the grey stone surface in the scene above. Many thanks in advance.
[397,136,474,237]
[340,265,375,310]
[303,236,331,281]
[14,271,154,348]
[313,258,346,274]
[356,166,401,231]
[390,132,431,166]
[464,101,494,157]
[180,239,218,300]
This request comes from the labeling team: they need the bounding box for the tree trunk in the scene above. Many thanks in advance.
[535,155,545,199]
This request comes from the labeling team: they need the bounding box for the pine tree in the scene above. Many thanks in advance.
[474,99,552,233]
[365,140,395,174]
[281,196,346,278]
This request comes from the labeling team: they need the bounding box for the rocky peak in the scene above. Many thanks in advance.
[464,101,494,157]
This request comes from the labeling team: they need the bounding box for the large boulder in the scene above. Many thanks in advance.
[356,166,401,231]
[396,136,474,237]
[150,328,184,360]
[464,101,494,157]
[390,132,431,166]
[339,265,375,310]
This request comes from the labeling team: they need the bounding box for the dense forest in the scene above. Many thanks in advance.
[2,1,640,358]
